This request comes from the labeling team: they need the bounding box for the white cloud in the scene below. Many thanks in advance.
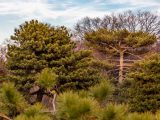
[0,0,53,17]
[0,0,159,22]
[0,0,110,23]
[110,0,159,5]
[0,0,159,44]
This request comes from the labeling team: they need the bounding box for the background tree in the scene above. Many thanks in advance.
[0,46,7,82]
[74,10,160,40]
[85,29,156,83]
[125,53,160,112]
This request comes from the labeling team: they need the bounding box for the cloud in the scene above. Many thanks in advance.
[108,0,160,5]
[0,0,159,44]
[0,0,53,18]
[0,0,107,20]
[0,0,159,22]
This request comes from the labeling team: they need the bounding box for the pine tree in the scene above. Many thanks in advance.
[126,53,160,112]
[7,20,102,95]
[85,29,156,83]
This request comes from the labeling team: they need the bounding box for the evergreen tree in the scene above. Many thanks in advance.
[85,29,156,83]
[126,53,160,112]
[7,20,102,95]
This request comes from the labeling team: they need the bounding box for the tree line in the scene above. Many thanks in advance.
[0,10,160,120]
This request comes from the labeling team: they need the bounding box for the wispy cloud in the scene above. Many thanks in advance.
[0,0,159,22]
[0,0,159,44]
[0,0,108,20]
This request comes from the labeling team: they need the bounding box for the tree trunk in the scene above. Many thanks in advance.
[52,94,57,114]
[119,50,124,83]
[0,113,12,120]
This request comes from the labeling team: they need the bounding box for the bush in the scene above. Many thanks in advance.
[15,103,52,120]
[56,91,99,120]
[100,103,128,120]
[89,79,114,102]
[128,112,155,120]
[0,82,28,117]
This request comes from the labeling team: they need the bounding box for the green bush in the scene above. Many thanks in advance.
[56,91,99,120]
[100,103,128,120]
[36,68,57,89]
[0,82,28,117]
[156,110,160,120]
[89,79,114,102]
[128,112,155,120]
[15,103,52,120]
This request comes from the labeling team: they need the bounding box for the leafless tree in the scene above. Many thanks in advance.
[74,10,160,40]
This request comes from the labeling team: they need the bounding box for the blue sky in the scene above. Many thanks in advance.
[0,0,160,44]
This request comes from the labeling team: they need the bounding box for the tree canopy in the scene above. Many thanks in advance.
[85,29,156,83]
[6,20,104,99]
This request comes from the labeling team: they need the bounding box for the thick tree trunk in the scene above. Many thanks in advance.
[119,50,124,83]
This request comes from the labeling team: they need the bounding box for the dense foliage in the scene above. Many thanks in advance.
[125,53,160,112]
[7,20,102,95]
[0,82,28,118]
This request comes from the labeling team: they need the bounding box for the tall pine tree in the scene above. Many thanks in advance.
[85,29,156,83]
[7,20,102,95]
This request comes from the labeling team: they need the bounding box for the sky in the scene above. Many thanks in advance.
[0,0,160,44]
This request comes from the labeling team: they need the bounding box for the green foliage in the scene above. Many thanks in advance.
[36,68,57,89]
[156,110,160,120]
[56,91,99,120]
[15,103,52,120]
[7,20,101,94]
[0,82,28,117]
[100,104,128,120]
[85,28,156,83]
[85,29,156,50]
[7,20,73,90]
[127,112,155,120]
[125,53,160,112]
[89,79,114,102]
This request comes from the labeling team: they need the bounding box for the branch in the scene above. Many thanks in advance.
[0,113,12,120]
[108,45,119,52]
[125,51,143,59]
[52,94,57,114]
